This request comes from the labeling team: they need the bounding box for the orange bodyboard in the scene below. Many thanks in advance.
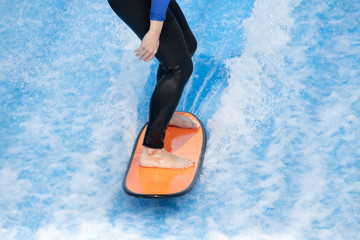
[123,111,207,198]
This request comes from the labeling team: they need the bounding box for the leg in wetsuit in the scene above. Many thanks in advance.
[107,0,197,149]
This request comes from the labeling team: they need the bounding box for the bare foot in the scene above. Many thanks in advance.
[169,113,200,129]
[139,146,195,169]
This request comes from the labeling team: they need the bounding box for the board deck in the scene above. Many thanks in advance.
[123,111,207,198]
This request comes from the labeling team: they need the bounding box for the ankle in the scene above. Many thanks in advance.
[143,146,163,156]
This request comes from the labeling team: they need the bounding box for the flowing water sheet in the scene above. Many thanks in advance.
[1,0,359,239]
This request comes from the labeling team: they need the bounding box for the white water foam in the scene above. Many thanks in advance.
[204,0,360,239]
[1,1,151,239]
[1,0,359,239]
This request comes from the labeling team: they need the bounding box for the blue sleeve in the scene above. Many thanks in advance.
[150,0,171,21]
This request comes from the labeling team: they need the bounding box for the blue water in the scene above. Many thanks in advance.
[1,0,359,239]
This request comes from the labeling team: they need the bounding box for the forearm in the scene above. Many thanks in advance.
[135,0,170,62]
[149,20,164,37]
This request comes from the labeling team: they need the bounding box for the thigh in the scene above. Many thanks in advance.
[108,0,191,67]
[156,9,191,68]
[168,0,192,32]
[167,0,197,56]
[108,0,151,40]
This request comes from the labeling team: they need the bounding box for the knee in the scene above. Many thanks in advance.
[189,38,197,57]
[178,58,193,85]
[163,58,193,87]
[186,31,197,57]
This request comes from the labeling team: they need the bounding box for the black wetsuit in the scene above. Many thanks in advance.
[108,0,197,148]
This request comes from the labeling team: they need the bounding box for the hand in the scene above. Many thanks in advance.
[135,30,160,62]
[135,20,163,62]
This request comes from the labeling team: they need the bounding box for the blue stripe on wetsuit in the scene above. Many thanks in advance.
[150,0,171,21]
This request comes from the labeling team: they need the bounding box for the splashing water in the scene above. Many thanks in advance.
[1,0,359,239]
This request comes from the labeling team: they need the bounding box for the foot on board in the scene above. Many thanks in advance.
[139,147,195,169]
[168,113,200,129]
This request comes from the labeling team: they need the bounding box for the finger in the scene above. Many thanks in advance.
[136,49,148,59]
[139,53,151,61]
[144,49,156,61]
[139,51,153,61]
[135,49,145,57]
[144,53,155,62]
[142,52,155,61]
[136,48,148,58]
[134,46,143,53]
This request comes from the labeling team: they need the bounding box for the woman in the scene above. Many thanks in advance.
[108,0,199,169]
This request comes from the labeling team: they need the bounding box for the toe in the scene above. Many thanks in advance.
[191,119,200,128]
